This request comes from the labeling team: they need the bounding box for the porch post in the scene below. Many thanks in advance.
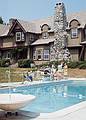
[27,47,30,59]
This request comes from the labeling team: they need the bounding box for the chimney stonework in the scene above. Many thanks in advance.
[50,2,70,61]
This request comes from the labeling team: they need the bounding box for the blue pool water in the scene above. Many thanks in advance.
[0,80,86,113]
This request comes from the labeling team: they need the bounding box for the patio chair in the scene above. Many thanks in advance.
[23,74,33,82]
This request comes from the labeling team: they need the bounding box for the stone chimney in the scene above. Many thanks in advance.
[50,2,70,61]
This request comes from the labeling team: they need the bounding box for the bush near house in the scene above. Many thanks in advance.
[67,61,86,69]
[37,61,58,69]
[38,61,86,69]
[0,59,10,67]
[67,61,79,68]
[18,59,34,68]
[78,61,86,69]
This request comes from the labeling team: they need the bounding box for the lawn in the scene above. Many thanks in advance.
[0,67,30,83]
[68,68,86,78]
[0,67,86,83]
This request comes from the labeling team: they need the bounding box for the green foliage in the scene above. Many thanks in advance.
[37,61,58,69]
[48,61,58,69]
[18,59,34,68]
[0,59,10,67]
[67,61,79,68]
[12,48,24,57]
[78,61,86,69]
[67,61,86,69]
[0,17,3,24]
[38,60,86,69]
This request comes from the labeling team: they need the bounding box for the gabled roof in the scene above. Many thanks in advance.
[8,19,26,35]
[67,11,86,28]
[0,24,9,37]
[0,11,86,37]
[17,11,86,33]
[31,16,54,33]
[17,19,37,33]
[16,16,54,33]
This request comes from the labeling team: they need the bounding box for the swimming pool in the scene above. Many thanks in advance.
[0,80,86,113]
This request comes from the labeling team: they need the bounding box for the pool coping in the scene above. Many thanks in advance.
[0,77,86,88]
[35,101,86,119]
[0,78,86,119]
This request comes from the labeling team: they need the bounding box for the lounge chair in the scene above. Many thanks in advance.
[23,74,33,82]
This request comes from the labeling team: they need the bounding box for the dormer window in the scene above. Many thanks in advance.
[16,32,25,41]
[71,28,78,39]
[42,32,49,39]
[41,24,50,39]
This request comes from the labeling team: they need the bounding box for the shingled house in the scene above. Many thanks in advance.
[0,11,86,65]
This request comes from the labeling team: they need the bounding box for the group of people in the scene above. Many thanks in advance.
[51,61,68,80]
[23,61,68,82]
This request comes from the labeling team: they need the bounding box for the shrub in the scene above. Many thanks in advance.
[18,59,23,68]
[37,61,58,69]
[67,61,79,68]
[78,61,86,69]
[67,61,86,69]
[0,59,10,67]
[18,59,34,68]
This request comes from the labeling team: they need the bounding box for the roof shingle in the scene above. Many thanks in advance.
[0,24,9,36]
[0,11,86,36]
[31,38,54,45]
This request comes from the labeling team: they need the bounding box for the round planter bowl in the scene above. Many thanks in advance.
[0,94,36,111]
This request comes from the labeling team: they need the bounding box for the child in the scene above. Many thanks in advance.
[63,63,68,78]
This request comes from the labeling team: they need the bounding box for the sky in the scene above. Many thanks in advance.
[0,0,86,23]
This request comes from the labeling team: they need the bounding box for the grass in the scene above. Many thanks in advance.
[68,68,86,78]
[0,67,86,83]
[0,67,34,83]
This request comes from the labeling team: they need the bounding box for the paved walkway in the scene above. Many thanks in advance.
[0,106,86,120]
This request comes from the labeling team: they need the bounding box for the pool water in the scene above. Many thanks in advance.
[0,80,86,113]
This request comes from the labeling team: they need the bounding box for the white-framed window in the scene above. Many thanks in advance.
[71,28,78,38]
[37,49,43,60]
[16,32,21,41]
[44,50,49,60]
[16,32,25,41]
[42,32,49,39]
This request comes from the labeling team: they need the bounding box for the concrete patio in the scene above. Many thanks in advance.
[0,106,86,120]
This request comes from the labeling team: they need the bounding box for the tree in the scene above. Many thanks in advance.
[0,17,3,24]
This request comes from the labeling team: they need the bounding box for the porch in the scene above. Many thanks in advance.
[0,47,29,63]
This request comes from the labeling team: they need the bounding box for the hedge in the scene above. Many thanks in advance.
[78,61,86,69]
[37,61,58,69]
[67,61,79,68]
[18,59,34,68]
[0,59,10,67]
[67,61,86,69]
[38,61,86,69]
